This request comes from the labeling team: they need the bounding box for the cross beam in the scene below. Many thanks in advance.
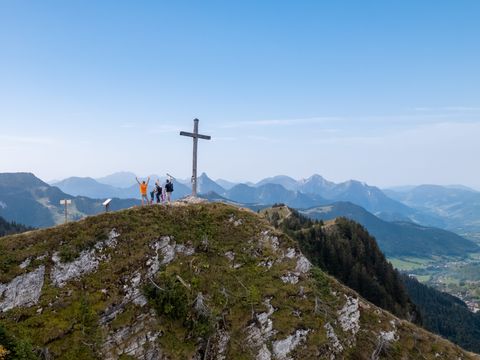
[180,118,211,197]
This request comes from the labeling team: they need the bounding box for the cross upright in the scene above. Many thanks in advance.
[180,118,211,197]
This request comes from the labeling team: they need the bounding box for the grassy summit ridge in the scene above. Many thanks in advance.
[0,203,477,359]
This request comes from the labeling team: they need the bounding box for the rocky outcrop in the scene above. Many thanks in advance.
[147,236,195,277]
[229,214,244,227]
[102,313,163,360]
[0,266,45,312]
[272,329,310,360]
[246,298,276,359]
[324,322,344,355]
[51,229,120,287]
[50,250,100,287]
[280,253,312,285]
[212,329,230,360]
[338,296,360,336]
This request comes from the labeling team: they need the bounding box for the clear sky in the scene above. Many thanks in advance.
[1,1,479,188]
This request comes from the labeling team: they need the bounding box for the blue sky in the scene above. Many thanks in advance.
[1,1,479,188]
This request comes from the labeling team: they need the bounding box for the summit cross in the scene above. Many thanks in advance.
[180,118,211,197]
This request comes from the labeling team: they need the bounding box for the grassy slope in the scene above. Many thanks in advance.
[0,203,477,359]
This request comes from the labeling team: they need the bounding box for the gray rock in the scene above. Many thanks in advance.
[147,236,195,277]
[51,250,99,287]
[225,251,236,262]
[280,273,299,285]
[102,314,163,360]
[294,255,311,274]
[0,266,45,312]
[324,322,344,354]
[50,229,120,287]
[19,258,31,269]
[257,344,272,360]
[213,329,230,360]
[272,329,310,360]
[246,298,276,358]
[337,296,360,336]
[193,292,209,317]
[285,248,296,259]
[259,231,280,252]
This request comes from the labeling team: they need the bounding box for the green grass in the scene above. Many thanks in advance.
[413,275,431,283]
[388,257,434,271]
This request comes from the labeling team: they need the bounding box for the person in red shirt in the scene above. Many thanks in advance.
[136,176,150,206]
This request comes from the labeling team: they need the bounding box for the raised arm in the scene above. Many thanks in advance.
[146,176,150,185]
[135,177,141,185]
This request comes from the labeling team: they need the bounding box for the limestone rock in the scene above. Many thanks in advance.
[324,322,344,355]
[272,329,310,360]
[148,236,195,276]
[280,273,299,284]
[294,255,311,274]
[51,229,120,287]
[51,250,99,287]
[246,298,276,358]
[212,329,230,360]
[19,258,31,269]
[338,296,360,336]
[102,314,163,360]
[0,266,45,312]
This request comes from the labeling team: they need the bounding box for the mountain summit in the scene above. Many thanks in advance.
[0,203,476,359]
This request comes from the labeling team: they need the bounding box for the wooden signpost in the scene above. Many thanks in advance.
[59,199,72,223]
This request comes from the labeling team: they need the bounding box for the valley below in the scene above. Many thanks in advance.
[390,250,480,314]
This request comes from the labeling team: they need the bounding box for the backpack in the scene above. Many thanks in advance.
[166,182,174,192]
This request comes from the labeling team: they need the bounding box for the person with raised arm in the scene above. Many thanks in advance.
[136,176,150,206]
[165,178,174,204]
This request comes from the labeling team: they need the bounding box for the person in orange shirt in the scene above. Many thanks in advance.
[136,176,150,206]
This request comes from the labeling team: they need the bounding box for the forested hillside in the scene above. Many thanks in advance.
[262,206,419,322]
[402,274,480,353]
[0,217,31,237]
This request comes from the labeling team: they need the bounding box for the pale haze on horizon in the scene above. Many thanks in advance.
[1,1,479,189]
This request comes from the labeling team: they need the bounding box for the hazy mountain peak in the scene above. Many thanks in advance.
[256,175,299,191]
[215,178,238,190]
[95,171,137,188]
[197,173,225,195]
[0,172,49,188]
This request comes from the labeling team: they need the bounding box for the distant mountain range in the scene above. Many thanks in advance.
[52,174,191,200]
[50,171,480,234]
[0,173,139,228]
[301,202,478,257]
[4,171,480,259]
[48,172,480,233]
[385,185,480,238]
[53,172,419,216]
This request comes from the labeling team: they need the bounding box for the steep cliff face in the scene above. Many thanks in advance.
[0,203,477,359]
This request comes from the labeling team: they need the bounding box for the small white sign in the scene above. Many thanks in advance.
[102,199,112,206]
[60,199,72,205]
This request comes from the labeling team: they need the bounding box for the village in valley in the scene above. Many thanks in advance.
[391,253,480,313]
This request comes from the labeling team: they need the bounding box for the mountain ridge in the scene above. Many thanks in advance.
[0,202,477,359]
[301,201,478,257]
[0,173,139,228]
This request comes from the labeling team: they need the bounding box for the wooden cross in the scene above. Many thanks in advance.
[180,118,211,197]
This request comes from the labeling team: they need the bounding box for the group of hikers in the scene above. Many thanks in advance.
[135,176,174,206]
